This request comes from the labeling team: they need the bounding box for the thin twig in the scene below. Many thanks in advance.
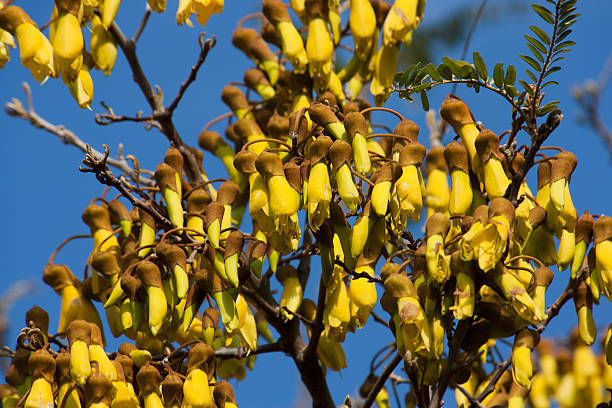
[4,83,154,186]
[456,384,486,408]
[214,342,282,359]
[132,5,152,43]
[167,34,217,113]
[362,353,404,408]
[334,259,383,284]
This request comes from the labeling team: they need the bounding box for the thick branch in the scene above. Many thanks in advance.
[362,353,404,408]
[4,83,154,186]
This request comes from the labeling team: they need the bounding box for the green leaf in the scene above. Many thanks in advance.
[541,80,559,89]
[493,63,504,88]
[555,29,573,43]
[532,4,554,24]
[543,66,562,77]
[473,51,488,80]
[420,91,430,111]
[537,101,559,116]
[437,64,453,80]
[504,65,516,86]
[524,35,547,54]
[554,40,576,52]
[525,69,538,82]
[520,55,541,71]
[505,85,519,98]
[526,43,545,63]
[518,80,533,95]
[425,63,442,82]
[530,26,551,45]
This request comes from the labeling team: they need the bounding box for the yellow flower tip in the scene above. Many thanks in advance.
[52,12,83,60]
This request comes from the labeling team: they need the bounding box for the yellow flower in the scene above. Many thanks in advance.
[306,7,333,86]
[382,0,419,46]
[67,62,94,109]
[350,0,376,60]
[460,199,514,272]
[90,15,117,75]
[178,0,224,27]
[1,6,56,82]
[370,43,399,106]
[0,28,15,69]
[425,213,451,282]
[148,0,167,13]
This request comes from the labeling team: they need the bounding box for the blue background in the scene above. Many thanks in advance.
[1,0,611,406]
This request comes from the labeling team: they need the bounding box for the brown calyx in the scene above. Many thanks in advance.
[0,6,36,32]
[109,199,131,223]
[425,146,447,173]
[399,142,426,167]
[550,151,577,183]
[329,139,352,169]
[593,215,612,245]
[440,95,474,130]
[156,241,187,270]
[383,273,417,299]
[25,305,49,334]
[202,307,221,329]
[138,207,156,229]
[91,251,120,276]
[234,118,263,140]
[43,263,77,292]
[528,206,546,228]
[162,371,184,406]
[316,91,337,108]
[89,322,104,346]
[309,103,339,127]
[573,280,592,310]
[575,211,594,244]
[255,151,285,177]
[205,202,225,226]
[224,230,244,259]
[488,197,515,224]
[217,181,240,205]
[121,273,143,300]
[289,109,311,147]
[82,204,113,231]
[475,129,505,164]
[511,152,525,175]
[198,130,227,153]
[245,68,271,89]
[55,0,80,15]
[372,161,402,184]
[371,0,391,26]
[537,160,552,190]
[267,112,290,140]
[276,265,298,283]
[262,22,282,49]
[214,381,237,407]
[513,328,539,350]
[154,162,179,193]
[329,201,349,228]
[394,119,419,144]
[55,352,71,383]
[135,260,162,288]
[186,343,216,378]
[344,111,368,141]
[247,238,267,261]
[188,188,212,215]
[309,135,333,164]
[67,319,92,345]
[380,262,401,282]
[444,141,469,173]
[233,150,258,174]
[426,212,450,238]
[221,85,249,112]
[164,148,183,173]
[28,349,55,383]
[136,363,162,396]
[534,266,554,287]
[304,0,326,19]
[262,0,291,23]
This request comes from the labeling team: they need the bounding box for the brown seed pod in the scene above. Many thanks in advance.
[162,370,184,407]
[214,381,238,407]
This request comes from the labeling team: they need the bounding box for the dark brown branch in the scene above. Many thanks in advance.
[335,258,383,284]
[167,34,217,113]
[362,353,404,408]
[79,144,172,229]
[4,83,154,186]
[108,21,206,184]
[95,101,160,129]
[474,357,512,402]
[456,384,486,408]
[214,342,282,359]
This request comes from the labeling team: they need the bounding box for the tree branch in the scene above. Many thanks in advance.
[362,353,404,408]
[214,342,282,359]
[166,34,217,113]
[456,384,486,408]
[78,144,172,229]
[4,83,154,186]
[132,5,152,43]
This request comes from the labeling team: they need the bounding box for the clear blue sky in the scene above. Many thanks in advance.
[1,1,611,407]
